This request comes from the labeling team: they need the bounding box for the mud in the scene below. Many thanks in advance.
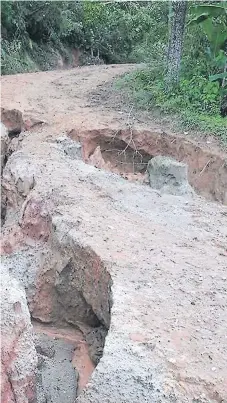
[33,322,95,395]
[35,332,78,403]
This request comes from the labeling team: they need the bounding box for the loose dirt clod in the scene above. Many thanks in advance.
[1,107,24,137]
[55,136,82,159]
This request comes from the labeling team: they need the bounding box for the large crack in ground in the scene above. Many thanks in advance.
[31,239,112,402]
[68,127,227,204]
[1,88,227,403]
[1,211,112,401]
[1,119,113,401]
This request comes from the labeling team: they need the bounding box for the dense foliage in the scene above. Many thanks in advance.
[1,1,226,140]
[1,1,166,72]
[116,1,227,140]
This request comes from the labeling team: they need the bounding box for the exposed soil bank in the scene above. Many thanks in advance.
[69,127,227,204]
[2,141,227,402]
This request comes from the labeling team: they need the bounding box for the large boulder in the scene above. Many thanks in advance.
[1,266,38,403]
[147,155,194,196]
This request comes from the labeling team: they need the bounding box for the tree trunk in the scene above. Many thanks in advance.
[165,0,188,91]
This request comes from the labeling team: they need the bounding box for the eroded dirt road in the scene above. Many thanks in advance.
[1,64,137,134]
[2,64,227,203]
[1,65,227,403]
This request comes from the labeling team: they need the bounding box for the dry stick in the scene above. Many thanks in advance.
[122,107,145,174]
[115,161,147,165]
[108,105,144,174]
[118,106,134,155]
[108,129,121,145]
[199,158,211,176]
[119,106,143,159]
[127,105,134,125]
[104,149,124,153]
[118,127,133,156]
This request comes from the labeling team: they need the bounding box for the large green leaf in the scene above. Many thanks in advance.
[190,4,227,19]
[188,13,209,26]
[202,19,227,54]
[209,72,227,82]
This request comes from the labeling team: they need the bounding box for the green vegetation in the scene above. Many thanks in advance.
[1,1,162,73]
[1,1,226,141]
[117,62,227,141]
[115,1,227,142]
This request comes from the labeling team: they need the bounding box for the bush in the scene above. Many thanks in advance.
[1,39,37,74]
[116,66,227,142]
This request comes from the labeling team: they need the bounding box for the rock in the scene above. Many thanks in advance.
[24,116,46,131]
[1,122,9,173]
[85,326,108,365]
[55,136,82,159]
[20,197,51,241]
[0,265,37,403]
[147,155,194,196]
[1,108,24,137]
[2,152,36,213]
[88,146,111,170]
[0,196,51,254]
[8,136,20,155]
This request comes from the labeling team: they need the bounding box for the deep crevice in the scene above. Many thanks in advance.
[28,240,113,401]
[8,129,21,139]
[68,127,227,204]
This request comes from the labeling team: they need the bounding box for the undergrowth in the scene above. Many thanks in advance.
[1,38,74,74]
[116,67,227,143]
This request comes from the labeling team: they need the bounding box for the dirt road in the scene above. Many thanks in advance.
[1,64,136,134]
[1,65,227,403]
[2,64,227,203]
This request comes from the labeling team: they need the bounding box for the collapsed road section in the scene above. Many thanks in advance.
[1,125,227,402]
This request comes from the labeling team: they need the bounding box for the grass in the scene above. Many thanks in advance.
[115,67,227,144]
